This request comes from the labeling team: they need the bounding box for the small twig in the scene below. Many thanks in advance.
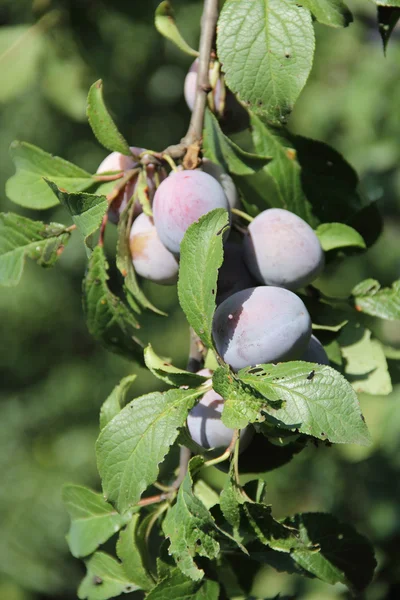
[106,169,138,205]
[204,429,239,468]
[98,213,108,247]
[92,172,125,182]
[137,493,171,507]
[232,208,254,223]
[181,0,219,149]
[65,224,77,233]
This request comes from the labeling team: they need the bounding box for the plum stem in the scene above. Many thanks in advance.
[232,208,254,223]
[203,429,239,468]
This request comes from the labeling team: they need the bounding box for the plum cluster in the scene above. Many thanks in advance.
[97,150,327,453]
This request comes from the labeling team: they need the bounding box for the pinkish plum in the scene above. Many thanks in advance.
[153,169,230,255]
[202,159,240,210]
[212,286,312,371]
[129,214,179,285]
[243,208,325,290]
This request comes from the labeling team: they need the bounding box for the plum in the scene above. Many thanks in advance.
[301,334,329,365]
[202,158,240,210]
[153,169,230,255]
[217,243,256,304]
[129,214,179,285]
[212,286,312,371]
[243,208,325,290]
[187,369,253,451]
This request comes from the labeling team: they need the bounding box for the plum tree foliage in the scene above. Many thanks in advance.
[2,0,400,597]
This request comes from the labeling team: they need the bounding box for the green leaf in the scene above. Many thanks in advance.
[116,195,166,316]
[0,213,71,287]
[155,1,199,57]
[87,80,131,155]
[45,181,108,252]
[284,513,376,593]
[213,365,268,429]
[83,246,144,362]
[6,141,93,210]
[99,374,137,430]
[353,278,400,321]
[316,223,366,252]
[376,0,400,6]
[243,502,302,553]
[243,116,368,227]
[238,362,371,445]
[217,0,315,124]
[178,209,230,349]
[378,6,400,52]
[147,568,220,600]
[78,552,139,600]
[62,485,131,559]
[97,388,201,513]
[144,344,208,387]
[337,324,392,396]
[203,110,270,175]
[297,0,353,27]
[116,513,155,591]
[162,456,221,581]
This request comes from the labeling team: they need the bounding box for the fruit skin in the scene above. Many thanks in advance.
[301,334,329,365]
[217,242,256,304]
[202,159,240,210]
[153,170,230,255]
[212,286,312,372]
[243,208,325,290]
[129,214,179,286]
[187,370,253,451]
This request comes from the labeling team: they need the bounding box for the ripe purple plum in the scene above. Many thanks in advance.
[187,369,253,451]
[153,170,230,255]
[212,286,312,371]
[202,159,240,210]
[243,208,325,290]
[217,243,256,304]
[129,214,179,285]
[301,334,329,365]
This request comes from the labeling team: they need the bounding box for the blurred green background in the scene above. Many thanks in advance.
[0,0,399,599]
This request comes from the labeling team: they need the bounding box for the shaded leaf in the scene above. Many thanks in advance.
[217,0,315,124]
[147,568,220,600]
[6,141,93,210]
[284,513,376,593]
[178,209,230,349]
[203,110,270,175]
[0,213,70,286]
[97,388,201,513]
[63,485,131,559]
[378,6,400,53]
[87,80,131,155]
[83,246,144,362]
